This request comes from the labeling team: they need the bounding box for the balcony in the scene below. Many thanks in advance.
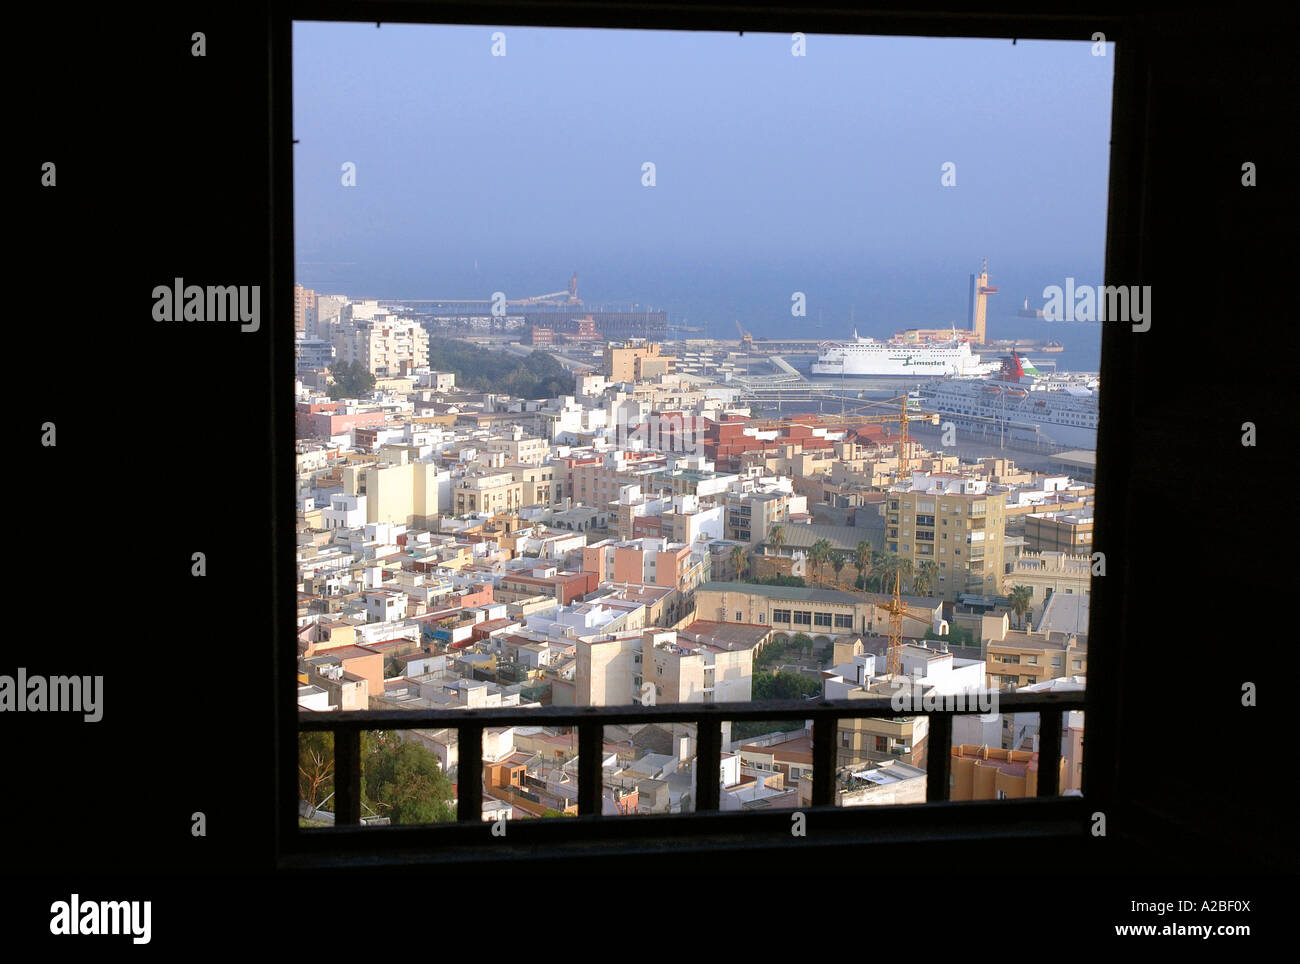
[290,690,1084,862]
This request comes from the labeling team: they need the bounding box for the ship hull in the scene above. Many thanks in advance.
[918,376,1100,450]
[813,338,998,377]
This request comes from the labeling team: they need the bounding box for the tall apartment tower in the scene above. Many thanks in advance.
[886,474,1006,602]
[294,283,317,334]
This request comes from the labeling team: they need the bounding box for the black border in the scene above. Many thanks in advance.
[275,3,1134,870]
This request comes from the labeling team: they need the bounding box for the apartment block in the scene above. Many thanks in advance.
[836,715,929,769]
[454,471,524,516]
[724,486,801,545]
[949,743,1065,800]
[574,632,644,706]
[983,616,1088,691]
[642,630,752,704]
[887,473,1006,601]
[294,336,335,374]
[510,462,561,509]
[582,537,701,593]
[495,567,598,606]
[604,342,674,382]
[486,433,550,465]
[332,315,430,377]
[1025,510,1094,554]
[342,452,445,527]
[294,283,317,334]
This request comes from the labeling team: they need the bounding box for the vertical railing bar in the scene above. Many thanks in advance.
[1037,709,1062,798]
[458,723,483,823]
[578,720,603,816]
[811,710,836,807]
[695,715,722,812]
[334,727,362,826]
[927,711,953,803]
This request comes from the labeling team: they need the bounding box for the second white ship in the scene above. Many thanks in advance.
[811,331,999,377]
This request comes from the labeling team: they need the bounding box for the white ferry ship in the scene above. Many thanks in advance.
[811,331,998,377]
[918,353,1100,449]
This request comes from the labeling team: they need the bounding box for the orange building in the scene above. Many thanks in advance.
[949,743,1065,800]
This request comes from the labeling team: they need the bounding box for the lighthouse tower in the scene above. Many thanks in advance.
[971,257,998,345]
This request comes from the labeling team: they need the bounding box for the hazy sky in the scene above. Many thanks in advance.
[293,22,1114,339]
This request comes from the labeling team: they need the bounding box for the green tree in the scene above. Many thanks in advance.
[364,733,456,825]
[897,556,914,593]
[830,553,846,588]
[767,525,785,555]
[424,338,573,400]
[808,538,833,587]
[854,540,874,590]
[753,573,807,588]
[873,551,897,594]
[1009,585,1034,630]
[326,360,376,400]
[913,559,938,597]
[752,669,822,701]
[729,544,749,581]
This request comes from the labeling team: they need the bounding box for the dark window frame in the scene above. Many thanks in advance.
[274,0,1137,869]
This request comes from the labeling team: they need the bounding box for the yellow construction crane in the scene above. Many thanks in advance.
[734,320,753,346]
[883,571,912,678]
[838,569,937,679]
[741,394,938,434]
[898,393,913,483]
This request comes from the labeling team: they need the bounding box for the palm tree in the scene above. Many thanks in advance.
[1009,585,1033,629]
[830,553,846,588]
[729,544,749,582]
[897,557,915,594]
[873,551,897,594]
[808,538,832,587]
[913,559,939,597]
[854,541,874,590]
[767,525,785,555]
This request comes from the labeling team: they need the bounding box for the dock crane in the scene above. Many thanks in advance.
[734,320,753,347]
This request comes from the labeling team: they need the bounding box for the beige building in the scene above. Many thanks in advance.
[642,630,752,704]
[693,582,864,636]
[487,434,550,465]
[604,342,675,382]
[725,489,795,545]
[454,471,524,516]
[1003,550,1091,606]
[837,713,929,769]
[949,743,1064,800]
[887,474,1006,601]
[574,632,644,706]
[1025,510,1094,554]
[510,463,561,509]
[982,616,1088,691]
[342,452,444,527]
[294,283,317,334]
